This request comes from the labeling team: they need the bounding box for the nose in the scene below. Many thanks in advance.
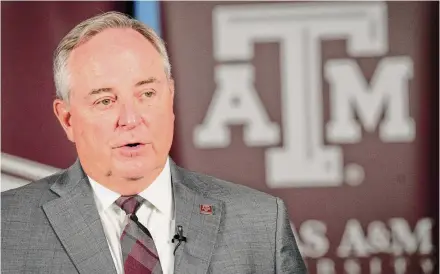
[118,101,142,130]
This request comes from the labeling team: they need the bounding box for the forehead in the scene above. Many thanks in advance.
[67,28,165,90]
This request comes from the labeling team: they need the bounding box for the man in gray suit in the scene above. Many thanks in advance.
[1,12,307,274]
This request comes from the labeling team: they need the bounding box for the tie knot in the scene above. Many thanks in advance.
[115,195,144,215]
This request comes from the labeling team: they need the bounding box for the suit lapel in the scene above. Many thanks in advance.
[42,160,117,274]
[171,162,224,274]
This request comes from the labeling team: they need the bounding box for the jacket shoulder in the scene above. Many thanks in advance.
[179,167,279,212]
[1,171,64,211]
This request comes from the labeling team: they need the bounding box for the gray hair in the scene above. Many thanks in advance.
[53,11,171,101]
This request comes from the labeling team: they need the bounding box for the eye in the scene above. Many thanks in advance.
[95,97,115,107]
[142,90,155,98]
[101,99,112,105]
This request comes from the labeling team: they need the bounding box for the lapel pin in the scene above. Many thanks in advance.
[200,204,213,215]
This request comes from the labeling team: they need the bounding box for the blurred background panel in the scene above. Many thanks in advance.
[161,2,438,273]
[1,1,438,274]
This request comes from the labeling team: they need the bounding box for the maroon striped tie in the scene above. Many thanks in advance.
[116,195,163,274]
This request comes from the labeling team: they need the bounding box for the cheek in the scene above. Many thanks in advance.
[147,106,174,135]
[72,113,114,145]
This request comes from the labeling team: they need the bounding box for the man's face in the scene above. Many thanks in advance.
[54,28,174,184]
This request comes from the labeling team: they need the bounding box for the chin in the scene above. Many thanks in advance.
[123,175,144,181]
[116,165,146,179]
[113,158,157,179]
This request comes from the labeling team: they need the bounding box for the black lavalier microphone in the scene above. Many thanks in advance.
[172,225,187,255]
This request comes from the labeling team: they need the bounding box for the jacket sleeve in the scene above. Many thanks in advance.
[275,198,308,274]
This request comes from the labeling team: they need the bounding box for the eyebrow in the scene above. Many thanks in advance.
[87,77,160,97]
[88,87,112,96]
[135,77,161,87]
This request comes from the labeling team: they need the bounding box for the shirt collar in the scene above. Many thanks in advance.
[89,175,120,213]
[88,157,173,219]
[138,157,173,219]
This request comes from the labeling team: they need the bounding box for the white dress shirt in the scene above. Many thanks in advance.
[89,158,175,274]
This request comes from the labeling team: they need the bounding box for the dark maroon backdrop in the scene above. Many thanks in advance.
[1,1,130,168]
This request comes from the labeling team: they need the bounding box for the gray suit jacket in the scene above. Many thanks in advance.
[1,159,307,274]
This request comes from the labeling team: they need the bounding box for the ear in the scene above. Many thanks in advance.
[53,99,75,143]
[168,78,175,99]
[168,78,175,110]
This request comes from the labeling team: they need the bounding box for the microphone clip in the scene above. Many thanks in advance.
[172,225,186,255]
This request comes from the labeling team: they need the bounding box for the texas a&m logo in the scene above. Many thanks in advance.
[193,2,415,188]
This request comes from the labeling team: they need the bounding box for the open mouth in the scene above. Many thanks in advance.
[116,142,145,156]
[125,143,141,148]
